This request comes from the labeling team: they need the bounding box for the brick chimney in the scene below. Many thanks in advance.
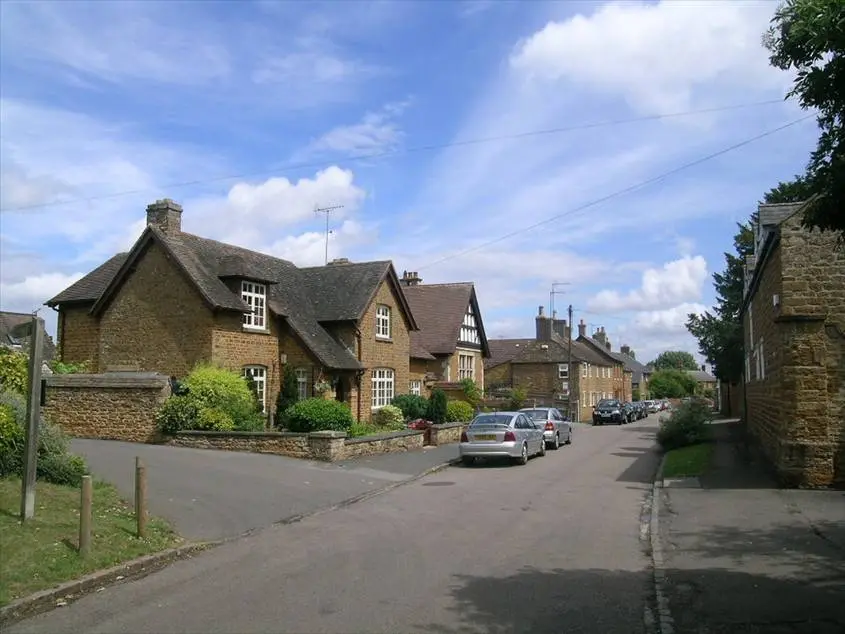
[551,315,568,340]
[621,345,631,357]
[401,270,422,286]
[593,327,606,345]
[577,319,586,338]
[146,199,182,236]
[328,258,351,266]
[536,305,552,341]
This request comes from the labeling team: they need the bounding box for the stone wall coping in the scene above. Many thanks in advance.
[433,421,467,430]
[46,372,170,389]
[344,429,424,445]
[308,430,348,439]
[174,430,307,439]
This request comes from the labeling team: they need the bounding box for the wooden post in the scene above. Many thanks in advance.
[135,457,147,538]
[19,315,45,522]
[79,475,92,557]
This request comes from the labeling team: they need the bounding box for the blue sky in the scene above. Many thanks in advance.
[0,0,818,364]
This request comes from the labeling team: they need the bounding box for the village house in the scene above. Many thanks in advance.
[45,199,421,422]
[741,199,845,487]
[0,310,57,360]
[613,345,651,400]
[399,272,491,397]
[576,323,632,402]
[687,367,717,397]
[484,307,618,422]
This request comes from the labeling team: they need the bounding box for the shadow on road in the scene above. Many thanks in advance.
[613,444,661,484]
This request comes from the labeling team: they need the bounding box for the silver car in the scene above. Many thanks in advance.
[520,407,572,449]
[459,411,546,466]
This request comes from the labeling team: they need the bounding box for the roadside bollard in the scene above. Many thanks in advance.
[135,457,147,538]
[79,475,92,557]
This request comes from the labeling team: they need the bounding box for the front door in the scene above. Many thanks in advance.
[335,377,347,403]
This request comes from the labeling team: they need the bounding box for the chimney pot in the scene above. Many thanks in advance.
[146,198,183,235]
[538,305,545,317]
[577,319,586,338]
[401,270,422,286]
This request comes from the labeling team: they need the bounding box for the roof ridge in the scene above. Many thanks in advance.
[299,260,392,271]
[406,282,474,288]
[178,232,299,268]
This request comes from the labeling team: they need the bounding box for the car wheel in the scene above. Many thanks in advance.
[565,430,572,445]
[514,443,529,465]
[552,433,560,450]
[538,439,546,457]
[461,456,475,467]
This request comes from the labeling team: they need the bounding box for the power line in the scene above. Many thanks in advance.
[0,98,789,213]
[415,113,815,271]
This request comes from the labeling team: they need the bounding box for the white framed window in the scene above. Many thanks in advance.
[589,365,594,378]
[560,380,569,395]
[581,392,587,408]
[558,364,569,379]
[460,304,480,345]
[243,365,267,413]
[409,380,422,396]
[590,392,598,406]
[458,354,474,380]
[295,368,309,400]
[371,368,395,408]
[375,305,391,339]
[241,281,267,330]
[582,363,588,378]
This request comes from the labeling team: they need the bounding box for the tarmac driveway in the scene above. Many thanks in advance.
[70,439,458,541]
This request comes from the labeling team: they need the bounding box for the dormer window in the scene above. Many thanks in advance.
[242,281,267,330]
[460,304,480,345]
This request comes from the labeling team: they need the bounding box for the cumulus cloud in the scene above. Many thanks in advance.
[587,256,708,312]
[632,302,709,332]
[510,1,787,113]
[265,219,373,267]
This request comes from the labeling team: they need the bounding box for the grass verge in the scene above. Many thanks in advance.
[662,442,714,478]
[0,478,182,606]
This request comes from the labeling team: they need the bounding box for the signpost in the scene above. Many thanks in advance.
[11,315,45,522]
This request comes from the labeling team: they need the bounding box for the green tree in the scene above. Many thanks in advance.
[426,388,448,424]
[650,351,699,372]
[648,369,697,399]
[764,0,845,236]
[686,221,755,382]
[275,365,300,428]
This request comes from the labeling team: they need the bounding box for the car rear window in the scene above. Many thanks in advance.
[597,400,619,408]
[522,410,549,420]
[471,414,512,426]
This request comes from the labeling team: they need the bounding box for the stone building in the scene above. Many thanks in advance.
[46,199,420,422]
[741,199,845,487]
[484,307,617,421]
[576,323,632,402]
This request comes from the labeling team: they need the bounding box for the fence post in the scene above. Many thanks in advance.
[135,457,147,538]
[79,475,92,557]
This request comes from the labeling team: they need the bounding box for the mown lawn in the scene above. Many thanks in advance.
[0,478,182,606]
[662,443,714,478]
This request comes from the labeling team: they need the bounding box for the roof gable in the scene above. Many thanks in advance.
[577,335,623,363]
[403,283,490,358]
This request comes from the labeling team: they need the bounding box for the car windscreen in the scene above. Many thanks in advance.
[522,409,549,421]
[470,414,512,426]
[597,400,619,408]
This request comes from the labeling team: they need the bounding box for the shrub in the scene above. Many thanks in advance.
[506,386,527,410]
[426,389,448,424]
[446,400,475,423]
[196,407,236,431]
[183,363,262,430]
[286,398,354,433]
[371,404,404,428]
[37,453,87,487]
[0,348,28,395]
[0,403,24,477]
[156,396,200,435]
[391,394,428,421]
[460,379,483,408]
[275,366,300,428]
[656,401,713,451]
[49,359,90,374]
[349,422,380,437]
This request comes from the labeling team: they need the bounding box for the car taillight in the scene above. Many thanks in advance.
[545,421,554,431]
[460,431,468,442]
[503,430,516,442]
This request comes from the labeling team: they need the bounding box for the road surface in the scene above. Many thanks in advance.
[13,419,661,634]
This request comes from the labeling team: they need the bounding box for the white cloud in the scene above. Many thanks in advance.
[0,272,85,316]
[252,52,381,86]
[632,302,709,332]
[587,256,708,312]
[265,220,373,267]
[510,1,787,113]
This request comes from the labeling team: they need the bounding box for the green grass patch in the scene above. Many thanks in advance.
[662,442,714,478]
[0,478,182,606]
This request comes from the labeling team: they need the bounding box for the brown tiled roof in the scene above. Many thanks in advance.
[484,335,608,368]
[0,311,57,360]
[609,351,650,383]
[578,335,623,364]
[45,227,417,370]
[402,283,489,359]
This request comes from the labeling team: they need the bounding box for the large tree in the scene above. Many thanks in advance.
[764,0,845,235]
[648,369,697,399]
[650,350,699,372]
[686,221,755,383]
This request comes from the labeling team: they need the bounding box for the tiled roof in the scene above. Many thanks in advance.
[609,351,650,384]
[46,227,416,370]
[402,283,489,359]
[484,335,609,368]
[0,311,57,360]
[687,369,717,382]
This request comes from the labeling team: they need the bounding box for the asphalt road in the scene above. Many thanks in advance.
[70,438,460,540]
[15,419,661,634]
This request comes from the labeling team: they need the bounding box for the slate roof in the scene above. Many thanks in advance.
[402,283,490,359]
[0,311,57,360]
[687,369,717,383]
[485,334,608,368]
[46,227,415,371]
[609,351,650,384]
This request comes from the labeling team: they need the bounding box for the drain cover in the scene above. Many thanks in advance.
[422,481,455,487]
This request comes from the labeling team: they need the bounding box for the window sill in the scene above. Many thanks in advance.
[242,326,271,335]
[375,337,393,343]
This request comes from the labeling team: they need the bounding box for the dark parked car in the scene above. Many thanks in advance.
[592,398,625,425]
[632,401,647,419]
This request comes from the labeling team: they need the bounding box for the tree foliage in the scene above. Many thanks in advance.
[764,0,845,236]
[275,365,300,428]
[650,350,699,372]
[648,369,697,399]
[686,221,755,383]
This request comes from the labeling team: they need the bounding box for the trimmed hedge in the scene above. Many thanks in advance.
[286,398,354,433]
[372,404,404,428]
[446,400,474,423]
[391,394,428,421]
